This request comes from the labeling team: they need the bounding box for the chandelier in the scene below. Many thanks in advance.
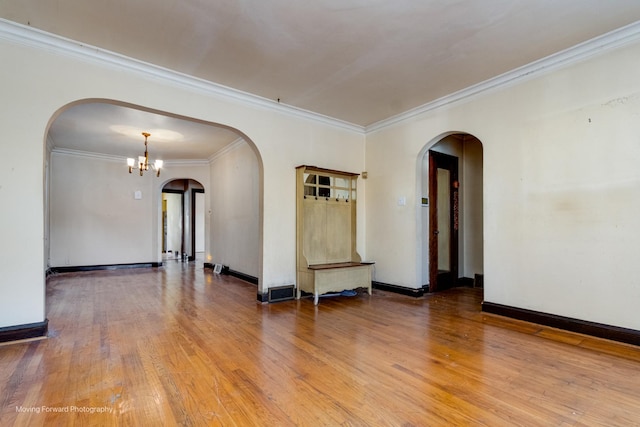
[127,132,163,177]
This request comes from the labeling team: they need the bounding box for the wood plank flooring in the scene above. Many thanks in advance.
[2,260,640,426]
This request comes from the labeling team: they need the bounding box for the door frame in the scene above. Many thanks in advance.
[190,188,205,258]
[428,150,459,292]
[162,188,185,257]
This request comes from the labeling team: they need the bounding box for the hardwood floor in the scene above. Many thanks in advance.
[2,260,640,426]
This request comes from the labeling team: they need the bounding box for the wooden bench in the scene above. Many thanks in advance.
[297,262,374,305]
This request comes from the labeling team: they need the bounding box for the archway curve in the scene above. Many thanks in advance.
[43,97,265,294]
[44,97,264,165]
[415,131,484,292]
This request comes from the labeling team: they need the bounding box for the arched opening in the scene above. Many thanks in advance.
[44,99,263,294]
[161,179,205,263]
[419,132,483,293]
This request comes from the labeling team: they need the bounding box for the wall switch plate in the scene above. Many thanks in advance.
[134,190,142,200]
[397,196,406,206]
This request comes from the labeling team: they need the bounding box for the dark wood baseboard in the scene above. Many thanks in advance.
[482,301,640,347]
[0,319,49,343]
[207,264,258,285]
[456,277,475,287]
[373,276,477,297]
[49,262,162,273]
[221,267,258,285]
[372,281,425,297]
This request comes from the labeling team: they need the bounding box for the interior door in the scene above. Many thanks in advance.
[429,150,459,292]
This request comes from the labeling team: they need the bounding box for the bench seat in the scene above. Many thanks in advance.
[297,262,374,305]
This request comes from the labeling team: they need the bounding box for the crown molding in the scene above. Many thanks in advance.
[51,147,208,166]
[208,138,248,163]
[165,159,210,167]
[365,20,640,133]
[51,147,124,162]
[0,19,364,135]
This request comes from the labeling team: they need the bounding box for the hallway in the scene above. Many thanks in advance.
[1,262,640,425]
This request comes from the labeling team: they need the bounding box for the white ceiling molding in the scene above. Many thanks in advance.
[0,19,364,135]
[365,20,640,133]
[51,147,125,163]
[164,159,210,167]
[51,147,209,166]
[208,138,248,163]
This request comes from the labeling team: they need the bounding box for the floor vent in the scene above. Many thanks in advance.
[268,285,295,303]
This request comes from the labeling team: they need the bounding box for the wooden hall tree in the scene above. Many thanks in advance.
[295,165,373,304]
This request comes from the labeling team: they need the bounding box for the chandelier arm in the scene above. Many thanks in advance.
[126,132,161,177]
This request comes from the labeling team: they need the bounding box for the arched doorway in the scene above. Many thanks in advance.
[161,179,205,262]
[420,133,483,293]
[45,99,263,296]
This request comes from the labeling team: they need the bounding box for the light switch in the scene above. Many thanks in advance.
[397,196,406,206]
[134,190,142,200]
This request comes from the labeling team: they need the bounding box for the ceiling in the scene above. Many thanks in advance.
[48,102,242,161]
[3,1,640,159]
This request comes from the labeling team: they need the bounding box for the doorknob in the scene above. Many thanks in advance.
[434,230,439,235]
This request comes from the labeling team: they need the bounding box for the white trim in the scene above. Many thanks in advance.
[45,135,55,157]
[0,19,364,135]
[208,138,247,163]
[165,159,210,167]
[51,147,124,162]
[51,147,208,166]
[366,20,640,133]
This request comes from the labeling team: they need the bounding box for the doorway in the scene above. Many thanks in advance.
[162,190,183,259]
[162,179,205,262]
[429,151,458,291]
[423,133,483,293]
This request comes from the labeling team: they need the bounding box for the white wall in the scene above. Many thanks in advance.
[210,142,260,277]
[366,39,640,330]
[49,152,211,267]
[462,139,483,278]
[0,27,364,329]
[195,192,205,253]
[50,152,154,266]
